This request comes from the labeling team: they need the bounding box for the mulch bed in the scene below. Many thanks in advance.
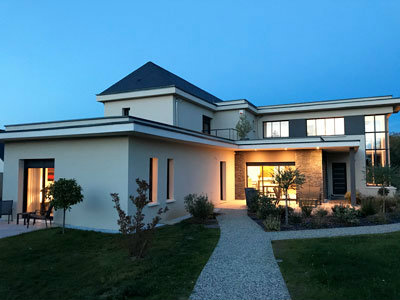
[248,211,400,231]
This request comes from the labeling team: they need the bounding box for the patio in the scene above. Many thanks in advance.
[0,219,49,239]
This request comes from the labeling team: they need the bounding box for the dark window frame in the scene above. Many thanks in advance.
[365,114,389,185]
[122,107,130,116]
[167,158,173,200]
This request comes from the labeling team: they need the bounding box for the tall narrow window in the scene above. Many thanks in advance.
[167,159,174,200]
[202,115,212,134]
[122,107,130,116]
[149,158,158,202]
[365,115,388,185]
[220,161,226,200]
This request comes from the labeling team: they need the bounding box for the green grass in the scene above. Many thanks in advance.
[0,221,219,300]
[272,232,400,300]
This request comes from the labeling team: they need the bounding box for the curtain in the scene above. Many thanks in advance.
[27,168,42,212]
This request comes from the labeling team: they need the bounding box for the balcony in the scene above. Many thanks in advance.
[203,128,239,141]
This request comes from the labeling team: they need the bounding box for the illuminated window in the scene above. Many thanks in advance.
[263,121,289,138]
[149,158,158,202]
[220,161,226,200]
[246,163,296,200]
[307,117,344,136]
[365,115,388,185]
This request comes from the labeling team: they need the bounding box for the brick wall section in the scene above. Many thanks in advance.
[295,150,323,200]
[235,151,246,199]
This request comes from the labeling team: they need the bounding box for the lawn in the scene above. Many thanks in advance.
[0,221,219,300]
[272,232,400,300]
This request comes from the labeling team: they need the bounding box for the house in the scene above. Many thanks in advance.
[1,62,399,231]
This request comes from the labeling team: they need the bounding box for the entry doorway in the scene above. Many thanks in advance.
[23,160,55,214]
[332,163,347,195]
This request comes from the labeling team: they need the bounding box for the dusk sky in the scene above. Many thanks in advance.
[1,1,400,131]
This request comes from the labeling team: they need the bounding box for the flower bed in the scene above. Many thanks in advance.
[247,194,400,231]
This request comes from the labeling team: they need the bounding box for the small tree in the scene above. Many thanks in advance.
[44,178,83,234]
[111,178,168,258]
[235,114,252,140]
[366,165,399,213]
[274,168,306,225]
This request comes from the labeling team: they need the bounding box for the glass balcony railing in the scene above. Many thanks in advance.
[203,128,239,140]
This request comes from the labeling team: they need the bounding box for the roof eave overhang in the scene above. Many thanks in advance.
[96,86,219,111]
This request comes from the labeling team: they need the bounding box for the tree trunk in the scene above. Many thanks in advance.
[383,197,386,214]
[63,208,66,234]
[285,191,289,225]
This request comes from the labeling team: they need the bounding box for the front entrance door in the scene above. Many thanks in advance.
[332,163,347,195]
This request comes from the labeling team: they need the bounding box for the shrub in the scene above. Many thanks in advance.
[247,193,260,213]
[366,212,387,224]
[360,196,380,216]
[263,215,281,231]
[331,205,361,225]
[111,178,168,258]
[345,191,361,204]
[301,206,313,218]
[184,194,214,222]
[278,205,294,222]
[289,212,303,224]
[384,197,398,212]
[256,196,278,220]
[314,207,328,218]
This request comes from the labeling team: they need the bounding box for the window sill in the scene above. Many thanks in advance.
[147,202,159,207]
[365,185,397,190]
[166,199,176,204]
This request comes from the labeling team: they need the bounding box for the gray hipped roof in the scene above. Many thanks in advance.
[99,62,222,104]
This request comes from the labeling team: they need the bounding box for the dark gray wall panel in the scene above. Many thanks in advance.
[289,119,307,137]
[345,115,364,135]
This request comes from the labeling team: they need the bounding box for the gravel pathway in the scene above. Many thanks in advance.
[190,204,291,300]
[190,201,400,300]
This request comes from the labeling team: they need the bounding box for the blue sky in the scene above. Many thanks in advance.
[1,1,400,131]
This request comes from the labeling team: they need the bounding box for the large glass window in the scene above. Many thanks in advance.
[307,117,345,136]
[246,163,296,200]
[365,115,388,184]
[263,121,289,138]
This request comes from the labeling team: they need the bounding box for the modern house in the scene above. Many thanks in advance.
[1,62,399,231]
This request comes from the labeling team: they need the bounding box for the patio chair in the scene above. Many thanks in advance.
[27,203,54,228]
[0,200,13,224]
